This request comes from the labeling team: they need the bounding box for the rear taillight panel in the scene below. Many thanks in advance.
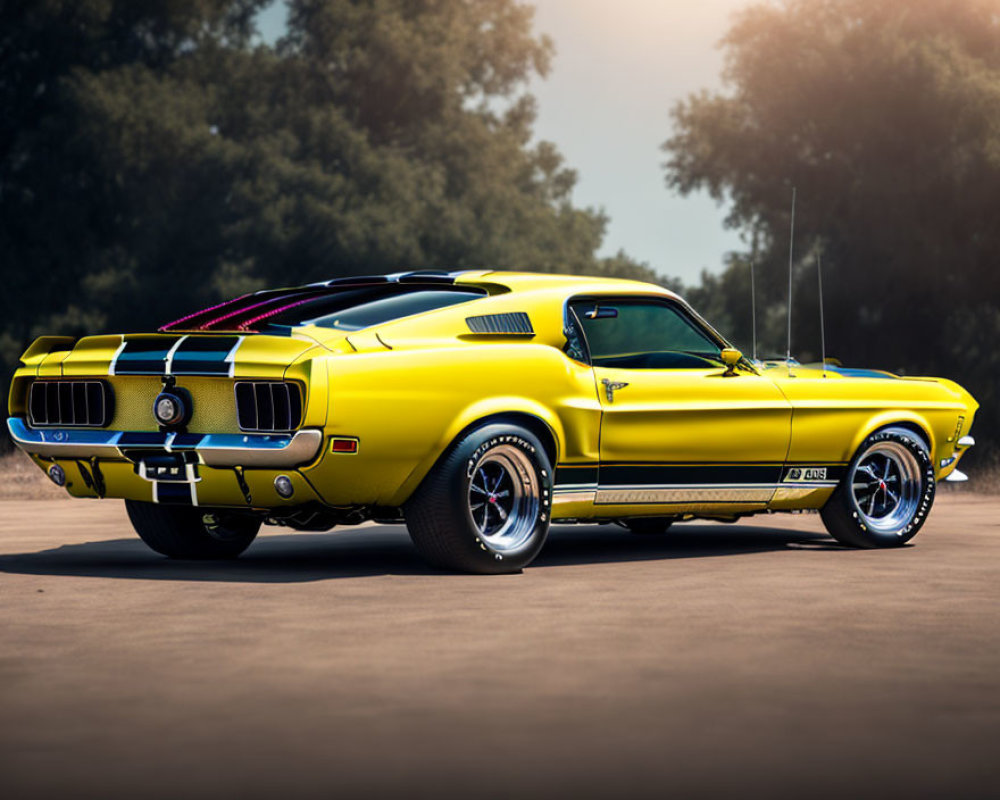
[28,380,114,428]
[234,382,303,433]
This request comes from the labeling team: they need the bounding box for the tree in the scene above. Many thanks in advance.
[663,0,1000,458]
[0,0,661,448]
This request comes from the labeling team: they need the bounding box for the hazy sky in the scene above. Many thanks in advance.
[529,0,749,282]
[257,0,750,283]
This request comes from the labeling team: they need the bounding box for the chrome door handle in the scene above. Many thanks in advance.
[601,378,629,403]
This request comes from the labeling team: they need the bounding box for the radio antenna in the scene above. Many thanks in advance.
[786,186,797,375]
[749,258,758,362]
[817,246,827,378]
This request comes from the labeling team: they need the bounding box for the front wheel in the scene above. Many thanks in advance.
[820,427,935,548]
[125,500,260,559]
[404,424,553,574]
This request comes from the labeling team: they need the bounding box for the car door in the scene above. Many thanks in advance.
[568,297,792,507]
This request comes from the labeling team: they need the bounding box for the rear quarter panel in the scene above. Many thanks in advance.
[301,344,601,507]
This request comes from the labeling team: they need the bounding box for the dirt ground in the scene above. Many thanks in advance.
[0,492,997,799]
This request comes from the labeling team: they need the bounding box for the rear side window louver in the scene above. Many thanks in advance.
[465,312,534,335]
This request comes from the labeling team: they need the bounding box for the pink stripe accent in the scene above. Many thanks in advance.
[197,293,306,330]
[159,295,249,331]
[239,297,317,331]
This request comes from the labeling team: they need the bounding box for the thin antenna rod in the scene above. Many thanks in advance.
[786,187,797,373]
[817,247,827,378]
[749,259,758,362]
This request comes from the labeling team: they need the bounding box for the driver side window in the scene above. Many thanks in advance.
[569,299,722,369]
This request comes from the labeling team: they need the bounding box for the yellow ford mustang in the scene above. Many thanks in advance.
[7,270,978,573]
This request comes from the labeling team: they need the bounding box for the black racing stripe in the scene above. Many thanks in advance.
[554,464,598,486]
[170,336,240,375]
[170,433,206,449]
[115,338,180,375]
[600,464,783,486]
[156,482,193,505]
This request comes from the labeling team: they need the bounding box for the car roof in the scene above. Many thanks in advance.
[460,269,680,298]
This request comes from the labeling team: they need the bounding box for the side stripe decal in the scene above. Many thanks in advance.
[552,461,845,504]
[554,463,845,488]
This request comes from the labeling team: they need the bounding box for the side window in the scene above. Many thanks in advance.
[569,299,722,369]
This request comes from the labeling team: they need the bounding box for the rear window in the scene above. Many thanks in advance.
[259,286,486,332]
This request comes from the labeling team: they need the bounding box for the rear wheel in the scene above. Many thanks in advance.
[404,424,552,574]
[820,427,935,548]
[624,517,675,535]
[125,500,260,559]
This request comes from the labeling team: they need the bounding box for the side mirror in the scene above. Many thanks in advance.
[720,348,742,376]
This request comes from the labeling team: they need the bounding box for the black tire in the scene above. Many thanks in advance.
[624,517,675,535]
[820,426,935,548]
[125,500,260,559]
[404,424,553,574]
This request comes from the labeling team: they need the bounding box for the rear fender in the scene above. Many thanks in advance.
[387,396,565,507]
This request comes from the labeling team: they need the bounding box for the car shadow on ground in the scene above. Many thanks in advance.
[0,523,846,583]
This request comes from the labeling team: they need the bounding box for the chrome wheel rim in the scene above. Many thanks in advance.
[468,445,540,551]
[849,442,922,534]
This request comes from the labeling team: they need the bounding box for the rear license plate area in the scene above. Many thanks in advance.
[129,451,200,483]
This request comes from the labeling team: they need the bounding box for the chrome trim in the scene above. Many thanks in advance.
[552,490,597,506]
[771,484,838,502]
[601,378,628,403]
[7,418,322,468]
[553,483,599,493]
[957,436,975,448]
[945,469,969,483]
[595,485,774,504]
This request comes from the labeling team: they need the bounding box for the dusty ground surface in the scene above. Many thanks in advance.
[0,493,997,799]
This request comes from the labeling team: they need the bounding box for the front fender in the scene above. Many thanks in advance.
[847,411,935,460]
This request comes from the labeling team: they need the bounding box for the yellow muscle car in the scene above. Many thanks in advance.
[7,270,978,573]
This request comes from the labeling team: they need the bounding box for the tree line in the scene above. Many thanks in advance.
[664,0,1000,467]
[2,0,996,464]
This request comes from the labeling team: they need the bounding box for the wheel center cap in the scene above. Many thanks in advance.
[488,495,497,504]
[879,481,886,491]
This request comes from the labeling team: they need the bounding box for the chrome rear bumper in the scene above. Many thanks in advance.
[7,417,323,468]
